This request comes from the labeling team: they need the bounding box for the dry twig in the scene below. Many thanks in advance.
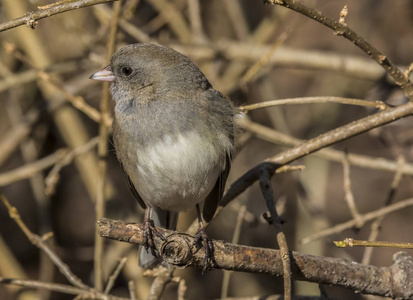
[301,197,413,245]
[0,0,119,32]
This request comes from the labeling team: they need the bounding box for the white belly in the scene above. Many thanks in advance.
[125,131,222,211]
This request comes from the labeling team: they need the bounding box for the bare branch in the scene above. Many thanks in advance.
[342,153,362,227]
[239,96,390,112]
[265,0,413,99]
[301,197,413,245]
[239,118,413,175]
[0,137,99,188]
[224,101,413,206]
[0,195,90,290]
[98,218,413,299]
[335,238,413,249]
[0,0,119,32]
[0,277,129,300]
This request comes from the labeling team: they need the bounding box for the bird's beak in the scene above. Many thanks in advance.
[89,65,116,82]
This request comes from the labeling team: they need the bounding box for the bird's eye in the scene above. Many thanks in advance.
[121,66,133,76]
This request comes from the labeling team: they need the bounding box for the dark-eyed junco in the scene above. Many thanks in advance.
[90,43,235,271]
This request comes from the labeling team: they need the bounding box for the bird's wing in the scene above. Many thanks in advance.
[121,164,147,209]
[202,153,231,222]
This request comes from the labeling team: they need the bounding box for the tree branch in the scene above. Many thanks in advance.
[0,0,118,32]
[264,0,413,99]
[98,218,413,299]
[223,101,413,205]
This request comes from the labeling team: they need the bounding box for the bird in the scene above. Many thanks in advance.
[90,43,235,271]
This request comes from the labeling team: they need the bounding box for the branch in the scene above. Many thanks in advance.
[300,197,413,245]
[265,0,413,99]
[172,42,387,82]
[223,101,413,205]
[0,277,129,300]
[0,138,99,188]
[239,119,413,175]
[98,218,413,299]
[0,0,119,32]
[239,96,390,112]
[259,165,291,299]
[0,195,89,290]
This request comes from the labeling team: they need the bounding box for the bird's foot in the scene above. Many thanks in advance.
[192,225,215,274]
[142,217,165,256]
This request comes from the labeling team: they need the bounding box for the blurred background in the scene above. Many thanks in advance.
[0,0,413,299]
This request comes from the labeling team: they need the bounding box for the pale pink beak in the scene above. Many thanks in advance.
[89,65,116,82]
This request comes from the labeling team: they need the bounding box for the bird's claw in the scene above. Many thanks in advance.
[143,218,157,256]
[143,218,166,257]
[192,226,215,274]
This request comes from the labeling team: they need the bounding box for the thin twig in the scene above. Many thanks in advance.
[0,0,118,32]
[241,30,289,85]
[3,42,109,126]
[0,150,68,187]
[0,137,99,187]
[0,108,39,167]
[259,167,291,300]
[93,5,152,43]
[239,118,413,175]
[223,0,250,41]
[342,152,362,227]
[239,96,389,112]
[104,257,127,294]
[146,0,191,43]
[0,59,86,94]
[0,277,129,300]
[146,267,174,300]
[265,0,413,99]
[361,156,406,265]
[335,238,413,249]
[177,278,187,300]
[221,205,247,299]
[187,0,207,43]
[45,137,99,196]
[0,195,90,290]
[128,280,137,300]
[218,296,332,300]
[266,101,413,165]
[300,197,413,244]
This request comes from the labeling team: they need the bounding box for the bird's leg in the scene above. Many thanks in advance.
[143,207,157,256]
[192,204,215,273]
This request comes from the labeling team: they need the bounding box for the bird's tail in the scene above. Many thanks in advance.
[138,206,179,269]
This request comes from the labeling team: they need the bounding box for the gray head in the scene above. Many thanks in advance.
[90,43,211,104]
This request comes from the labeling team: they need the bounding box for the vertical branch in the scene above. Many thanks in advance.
[94,0,121,291]
[223,0,250,41]
[146,0,192,43]
[187,0,207,43]
[259,165,291,300]
[221,205,247,298]
[361,156,405,265]
[128,280,137,300]
[147,267,174,300]
[342,152,362,227]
